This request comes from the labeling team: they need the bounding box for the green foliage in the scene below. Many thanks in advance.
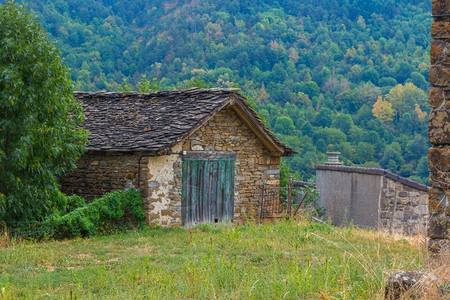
[0,2,87,225]
[180,75,215,89]
[43,189,146,239]
[17,0,432,184]
[118,76,162,92]
[331,114,354,134]
[0,221,427,299]
[274,116,295,135]
[117,78,133,92]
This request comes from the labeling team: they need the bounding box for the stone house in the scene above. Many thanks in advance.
[61,88,294,227]
[316,153,429,235]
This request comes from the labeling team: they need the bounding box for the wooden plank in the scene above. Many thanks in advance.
[181,156,236,226]
[191,160,198,225]
[210,160,218,222]
[229,162,235,221]
[197,160,203,224]
[183,151,237,159]
[203,160,210,223]
[181,160,188,226]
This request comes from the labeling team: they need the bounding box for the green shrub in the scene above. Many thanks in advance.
[44,189,146,239]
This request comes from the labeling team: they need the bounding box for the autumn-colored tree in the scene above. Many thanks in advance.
[385,83,427,116]
[414,103,427,121]
[372,96,395,123]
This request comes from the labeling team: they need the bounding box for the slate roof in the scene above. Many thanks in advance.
[74,88,294,156]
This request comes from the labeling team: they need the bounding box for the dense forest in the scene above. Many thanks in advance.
[21,0,432,183]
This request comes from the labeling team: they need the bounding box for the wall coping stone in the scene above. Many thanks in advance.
[316,164,429,192]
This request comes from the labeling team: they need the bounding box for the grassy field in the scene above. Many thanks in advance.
[0,219,432,299]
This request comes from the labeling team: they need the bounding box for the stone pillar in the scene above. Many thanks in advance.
[428,0,450,252]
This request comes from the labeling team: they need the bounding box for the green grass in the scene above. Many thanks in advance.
[0,220,426,299]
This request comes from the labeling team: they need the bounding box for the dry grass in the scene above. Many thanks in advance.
[0,219,446,299]
[0,223,11,249]
[409,248,450,300]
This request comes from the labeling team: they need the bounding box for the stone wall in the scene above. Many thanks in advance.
[182,105,280,219]
[380,178,429,235]
[316,165,429,235]
[428,0,450,251]
[145,149,183,226]
[63,104,282,227]
[144,104,281,225]
[60,151,149,200]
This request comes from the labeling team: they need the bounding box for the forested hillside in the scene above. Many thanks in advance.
[21,0,432,183]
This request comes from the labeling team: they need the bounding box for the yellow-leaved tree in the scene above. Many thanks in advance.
[372,96,395,123]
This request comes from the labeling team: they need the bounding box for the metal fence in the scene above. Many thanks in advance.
[257,179,316,219]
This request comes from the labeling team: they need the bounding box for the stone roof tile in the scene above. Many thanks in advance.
[74,88,294,156]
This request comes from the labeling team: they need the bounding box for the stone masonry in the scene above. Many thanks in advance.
[62,102,285,227]
[380,178,429,235]
[61,151,150,201]
[428,0,450,251]
[316,164,428,235]
[144,105,281,226]
[61,89,293,227]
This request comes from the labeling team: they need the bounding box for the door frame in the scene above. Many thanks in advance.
[181,151,237,227]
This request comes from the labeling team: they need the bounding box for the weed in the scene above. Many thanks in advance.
[0,220,429,299]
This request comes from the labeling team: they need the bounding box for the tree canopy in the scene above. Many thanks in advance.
[17,0,432,184]
[0,1,87,225]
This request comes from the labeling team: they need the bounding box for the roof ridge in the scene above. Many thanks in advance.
[73,87,241,96]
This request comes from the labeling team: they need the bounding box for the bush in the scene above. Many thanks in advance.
[43,189,146,239]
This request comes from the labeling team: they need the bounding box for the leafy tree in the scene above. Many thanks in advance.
[372,95,394,123]
[331,113,353,134]
[313,127,347,147]
[354,142,375,164]
[380,148,404,172]
[416,156,429,179]
[385,83,427,117]
[274,116,295,135]
[0,2,87,225]
[315,107,333,127]
[301,121,313,137]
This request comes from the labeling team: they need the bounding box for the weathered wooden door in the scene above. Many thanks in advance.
[182,152,236,227]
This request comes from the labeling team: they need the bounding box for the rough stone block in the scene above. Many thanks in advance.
[429,238,450,253]
[431,22,450,39]
[264,169,280,175]
[385,270,424,300]
[432,0,450,15]
[429,109,450,145]
[428,147,450,190]
[429,188,446,215]
[148,181,160,188]
[430,40,450,66]
[429,88,444,109]
[428,217,450,239]
[430,65,450,87]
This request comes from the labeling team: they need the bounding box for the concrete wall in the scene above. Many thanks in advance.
[316,165,429,234]
[316,168,381,228]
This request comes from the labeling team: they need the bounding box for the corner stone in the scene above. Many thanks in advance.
[432,0,450,15]
[428,217,450,239]
[431,22,450,39]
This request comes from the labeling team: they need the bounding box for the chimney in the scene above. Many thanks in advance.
[325,152,342,165]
